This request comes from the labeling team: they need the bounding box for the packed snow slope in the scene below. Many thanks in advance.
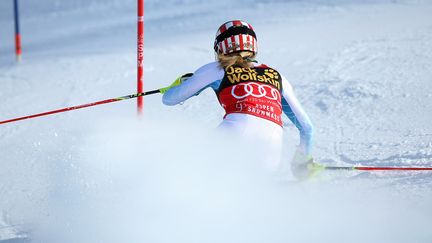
[1,0,432,242]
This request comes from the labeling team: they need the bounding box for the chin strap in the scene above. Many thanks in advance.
[244,57,258,63]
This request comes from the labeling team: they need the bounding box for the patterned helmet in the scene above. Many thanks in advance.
[214,20,257,55]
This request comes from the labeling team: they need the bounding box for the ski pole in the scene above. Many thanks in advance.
[310,163,432,172]
[0,89,162,125]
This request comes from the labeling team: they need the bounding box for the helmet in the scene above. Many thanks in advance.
[214,20,257,55]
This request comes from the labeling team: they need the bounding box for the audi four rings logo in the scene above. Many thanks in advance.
[231,83,281,101]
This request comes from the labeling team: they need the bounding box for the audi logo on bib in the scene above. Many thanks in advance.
[218,81,283,126]
[217,65,283,126]
[231,83,281,102]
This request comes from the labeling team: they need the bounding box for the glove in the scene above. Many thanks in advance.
[290,149,314,180]
[159,73,193,94]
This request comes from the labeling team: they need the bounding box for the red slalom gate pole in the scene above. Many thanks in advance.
[137,0,144,115]
[0,89,161,125]
[13,0,22,62]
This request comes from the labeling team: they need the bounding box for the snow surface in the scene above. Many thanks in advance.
[1,0,432,242]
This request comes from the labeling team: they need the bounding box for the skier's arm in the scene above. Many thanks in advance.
[280,75,314,155]
[162,62,224,106]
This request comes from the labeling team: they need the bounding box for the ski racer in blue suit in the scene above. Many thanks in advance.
[161,20,314,177]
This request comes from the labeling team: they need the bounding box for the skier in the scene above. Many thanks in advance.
[161,20,314,177]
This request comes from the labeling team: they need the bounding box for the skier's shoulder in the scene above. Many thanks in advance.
[253,63,293,91]
[253,63,284,78]
[194,61,223,75]
[253,63,278,71]
[190,61,224,88]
